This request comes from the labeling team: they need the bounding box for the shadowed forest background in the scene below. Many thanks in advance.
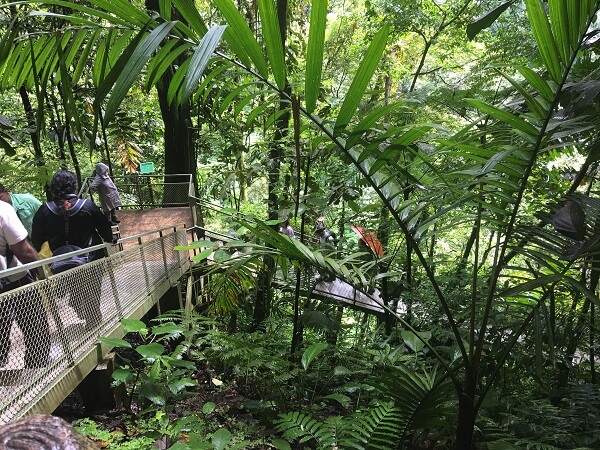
[1,0,600,448]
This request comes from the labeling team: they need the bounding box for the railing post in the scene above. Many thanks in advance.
[159,230,169,276]
[138,237,151,294]
[104,249,124,320]
[146,176,155,206]
[40,281,75,367]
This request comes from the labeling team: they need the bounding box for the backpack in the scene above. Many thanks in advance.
[46,198,91,274]
[49,244,89,274]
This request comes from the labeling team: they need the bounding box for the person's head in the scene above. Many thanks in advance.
[0,184,11,205]
[95,162,109,178]
[50,170,78,201]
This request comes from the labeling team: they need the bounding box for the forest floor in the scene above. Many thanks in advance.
[53,363,277,448]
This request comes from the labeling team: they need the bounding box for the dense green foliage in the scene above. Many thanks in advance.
[2,0,600,448]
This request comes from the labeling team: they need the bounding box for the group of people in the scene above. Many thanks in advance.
[0,163,122,369]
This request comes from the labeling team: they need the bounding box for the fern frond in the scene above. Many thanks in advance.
[346,402,404,450]
[275,412,327,444]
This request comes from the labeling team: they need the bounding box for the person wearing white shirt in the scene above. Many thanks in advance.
[0,201,50,368]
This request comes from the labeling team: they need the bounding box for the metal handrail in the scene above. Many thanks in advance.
[79,174,194,209]
[0,224,186,281]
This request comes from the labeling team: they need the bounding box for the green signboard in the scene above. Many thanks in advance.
[139,162,155,174]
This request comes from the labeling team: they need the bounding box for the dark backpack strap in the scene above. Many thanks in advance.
[47,197,83,246]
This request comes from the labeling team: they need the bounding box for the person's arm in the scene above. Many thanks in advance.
[4,206,45,279]
[10,238,45,280]
[30,206,47,251]
[89,176,101,191]
[10,238,39,264]
[90,202,114,243]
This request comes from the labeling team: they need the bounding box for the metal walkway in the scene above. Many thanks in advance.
[0,224,190,424]
[0,172,199,425]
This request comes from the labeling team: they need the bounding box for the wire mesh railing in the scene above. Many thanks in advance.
[0,224,189,424]
[79,174,195,210]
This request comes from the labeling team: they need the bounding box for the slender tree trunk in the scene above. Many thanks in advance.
[456,379,477,450]
[19,86,49,198]
[291,158,311,355]
[19,87,45,167]
[403,186,413,323]
[252,0,289,329]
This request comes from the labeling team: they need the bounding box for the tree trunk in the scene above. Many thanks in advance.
[252,0,289,328]
[455,380,477,450]
[146,0,198,201]
[156,80,197,195]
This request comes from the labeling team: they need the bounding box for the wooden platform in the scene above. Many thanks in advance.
[115,207,194,238]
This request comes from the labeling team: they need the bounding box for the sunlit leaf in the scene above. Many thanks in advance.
[467,1,516,40]
[301,342,328,370]
[334,25,389,136]
[258,0,286,89]
[213,0,268,76]
[181,25,226,104]
[525,0,563,83]
[304,0,327,112]
[101,22,176,125]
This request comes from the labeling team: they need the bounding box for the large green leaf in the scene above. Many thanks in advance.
[346,102,407,147]
[466,98,539,136]
[101,21,175,126]
[0,133,16,157]
[73,30,100,85]
[401,330,432,353]
[180,25,226,104]
[78,0,149,26]
[57,43,83,139]
[304,0,327,113]
[466,1,516,41]
[216,82,257,116]
[501,71,547,118]
[159,0,172,20]
[167,58,192,105]
[145,39,190,90]
[29,0,147,27]
[548,0,570,65]
[213,0,268,77]
[258,0,286,89]
[212,428,232,450]
[95,29,141,102]
[301,342,328,370]
[136,342,165,359]
[334,25,389,136]
[0,19,18,66]
[173,0,208,37]
[516,65,555,102]
[525,0,563,83]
